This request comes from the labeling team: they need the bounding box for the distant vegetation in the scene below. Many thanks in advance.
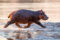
[0,0,60,3]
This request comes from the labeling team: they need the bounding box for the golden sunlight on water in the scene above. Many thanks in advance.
[0,1,60,40]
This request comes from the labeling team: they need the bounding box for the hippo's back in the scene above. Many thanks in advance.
[10,10,35,23]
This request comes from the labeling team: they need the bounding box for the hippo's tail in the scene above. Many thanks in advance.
[8,11,17,18]
[8,13,12,18]
[8,15,10,18]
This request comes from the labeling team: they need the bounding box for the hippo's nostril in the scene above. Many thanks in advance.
[46,17,48,20]
[43,17,49,20]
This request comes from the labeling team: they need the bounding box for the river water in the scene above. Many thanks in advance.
[0,2,60,40]
[0,22,60,40]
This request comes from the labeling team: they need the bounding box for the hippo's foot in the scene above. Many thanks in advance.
[24,26,30,28]
[42,26,46,28]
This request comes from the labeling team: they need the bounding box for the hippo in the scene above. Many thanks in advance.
[4,9,48,28]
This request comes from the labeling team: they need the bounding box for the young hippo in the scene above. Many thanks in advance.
[4,9,48,28]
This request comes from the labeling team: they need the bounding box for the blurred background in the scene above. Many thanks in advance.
[0,0,60,23]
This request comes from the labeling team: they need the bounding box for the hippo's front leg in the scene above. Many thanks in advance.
[34,21,46,28]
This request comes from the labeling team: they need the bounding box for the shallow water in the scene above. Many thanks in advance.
[0,22,60,40]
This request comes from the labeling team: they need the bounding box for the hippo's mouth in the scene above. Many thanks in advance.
[42,17,48,20]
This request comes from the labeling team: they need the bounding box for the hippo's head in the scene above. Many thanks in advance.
[39,10,48,20]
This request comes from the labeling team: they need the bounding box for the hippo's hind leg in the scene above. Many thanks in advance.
[4,20,15,28]
[15,23,22,28]
[24,22,32,28]
[34,21,46,28]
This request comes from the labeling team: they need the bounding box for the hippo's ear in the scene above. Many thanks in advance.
[40,9,43,13]
[40,9,42,11]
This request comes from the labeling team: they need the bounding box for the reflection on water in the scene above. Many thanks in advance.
[0,1,60,40]
[0,22,60,40]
